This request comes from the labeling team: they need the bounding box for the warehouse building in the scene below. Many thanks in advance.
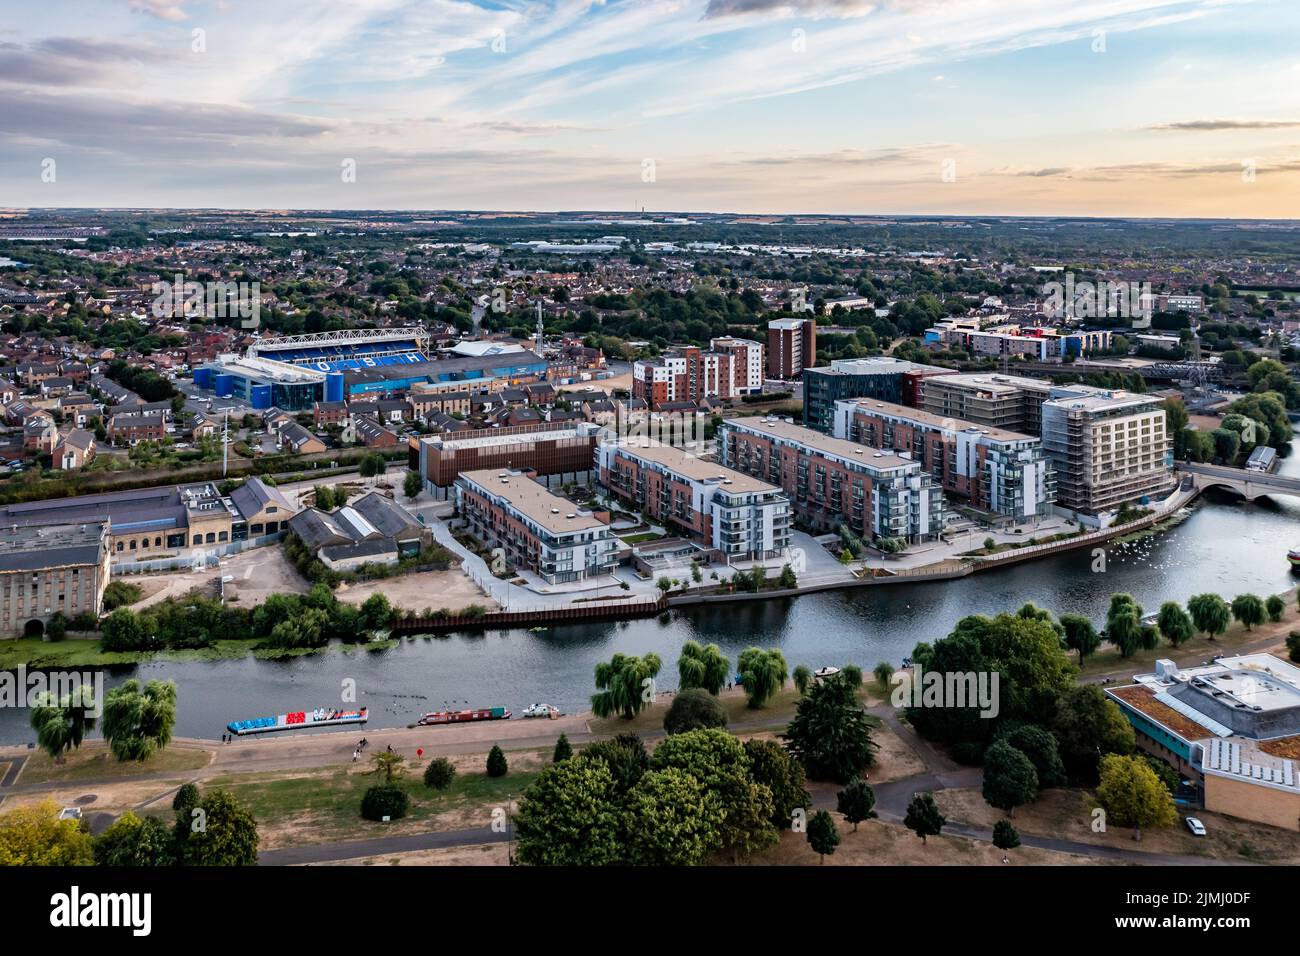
[0,522,111,638]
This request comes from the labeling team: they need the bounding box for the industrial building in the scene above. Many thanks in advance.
[0,522,111,638]
[410,420,604,498]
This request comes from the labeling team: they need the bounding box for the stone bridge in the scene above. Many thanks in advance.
[1180,462,1300,502]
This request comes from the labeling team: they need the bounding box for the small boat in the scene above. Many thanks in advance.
[1288,548,1300,569]
[227,706,368,736]
[417,706,511,726]
[528,626,550,633]
[521,703,560,719]
[813,666,841,681]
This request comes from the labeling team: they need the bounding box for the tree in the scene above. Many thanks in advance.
[784,672,877,783]
[982,739,1039,816]
[1266,594,1286,623]
[591,652,662,720]
[404,470,422,500]
[100,607,153,652]
[552,733,573,763]
[744,738,810,830]
[1156,601,1194,647]
[176,789,259,865]
[737,646,788,708]
[835,778,877,831]
[359,452,387,477]
[777,563,797,588]
[359,592,394,631]
[368,750,406,784]
[486,744,508,778]
[29,686,97,763]
[873,660,895,691]
[999,724,1066,788]
[677,640,729,695]
[173,783,200,815]
[1052,684,1136,782]
[0,800,93,866]
[903,792,946,844]
[1188,593,1231,638]
[841,664,863,687]
[793,664,812,696]
[1096,754,1178,841]
[1106,593,1144,657]
[360,786,409,822]
[1059,614,1101,664]
[93,811,176,866]
[581,734,649,794]
[663,688,728,734]
[621,767,725,866]
[806,809,841,863]
[1231,593,1266,630]
[992,819,1020,853]
[102,679,177,762]
[424,757,456,790]
[514,758,623,865]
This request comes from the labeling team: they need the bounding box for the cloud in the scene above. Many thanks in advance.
[1147,118,1300,131]
[703,0,878,17]
[128,0,188,20]
[0,37,175,88]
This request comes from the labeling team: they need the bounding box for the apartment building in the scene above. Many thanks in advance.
[0,522,110,638]
[632,346,735,409]
[456,469,618,584]
[926,320,1112,360]
[410,420,603,499]
[766,317,817,380]
[595,441,791,561]
[918,372,1054,436]
[709,337,765,395]
[1040,385,1173,516]
[833,398,1054,520]
[718,417,944,544]
[802,357,955,434]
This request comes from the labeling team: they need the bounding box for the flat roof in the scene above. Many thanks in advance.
[607,440,779,494]
[839,397,1033,443]
[428,423,594,451]
[1045,385,1160,413]
[460,469,608,534]
[921,372,1053,395]
[812,356,949,376]
[724,417,920,473]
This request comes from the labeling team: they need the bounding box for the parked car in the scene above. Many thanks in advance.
[58,807,83,821]
[1184,816,1206,836]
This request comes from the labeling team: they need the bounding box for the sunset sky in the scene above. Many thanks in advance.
[2,0,1298,216]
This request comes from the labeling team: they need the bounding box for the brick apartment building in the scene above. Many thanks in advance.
[410,420,604,499]
[767,317,817,380]
[632,346,737,410]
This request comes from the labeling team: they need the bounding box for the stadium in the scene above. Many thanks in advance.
[193,328,548,411]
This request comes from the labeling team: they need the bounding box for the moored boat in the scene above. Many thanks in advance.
[1289,548,1300,569]
[227,706,368,736]
[417,706,511,725]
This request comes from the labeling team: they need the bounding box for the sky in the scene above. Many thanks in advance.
[1,0,1298,217]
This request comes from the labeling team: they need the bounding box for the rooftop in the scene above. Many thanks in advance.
[922,372,1053,396]
[607,440,779,494]
[840,397,1033,443]
[725,416,920,473]
[460,469,609,535]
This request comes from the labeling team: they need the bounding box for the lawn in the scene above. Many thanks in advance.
[18,740,212,785]
[204,756,541,849]
[618,531,666,545]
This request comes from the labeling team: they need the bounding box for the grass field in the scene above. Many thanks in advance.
[17,740,212,785]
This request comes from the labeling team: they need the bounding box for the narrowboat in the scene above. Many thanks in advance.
[417,706,511,725]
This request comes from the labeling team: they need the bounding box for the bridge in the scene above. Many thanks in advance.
[1180,462,1300,502]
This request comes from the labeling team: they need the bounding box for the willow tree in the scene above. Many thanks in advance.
[677,640,729,695]
[591,652,662,720]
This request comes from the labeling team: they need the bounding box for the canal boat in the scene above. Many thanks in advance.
[1289,547,1300,569]
[417,705,511,725]
[227,706,368,736]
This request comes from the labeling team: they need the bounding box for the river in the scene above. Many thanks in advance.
[4,462,1300,744]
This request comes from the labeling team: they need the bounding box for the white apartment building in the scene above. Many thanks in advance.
[710,336,765,395]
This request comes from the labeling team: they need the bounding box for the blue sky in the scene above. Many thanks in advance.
[1,0,1298,215]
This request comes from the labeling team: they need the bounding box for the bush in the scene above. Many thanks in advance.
[1289,631,1300,664]
[45,612,67,642]
[172,783,199,814]
[486,745,508,778]
[552,734,573,763]
[423,757,456,791]
[663,688,729,735]
[360,785,409,821]
[102,580,143,612]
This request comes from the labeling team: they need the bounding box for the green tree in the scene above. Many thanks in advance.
[992,819,1020,853]
[176,789,259,865]
[784,672,877,783]
[404,470,422,500]
[1096,754,1178,842]
[93,811,176,866]
[1266,594,1286,623]
[744,738,811,830]
[1059,614,1101,664]
[1106,593,1144,658]
[360,786,409,822]
[1156,601,1195,647]
[100,607,153,652]
[486,744,508,778]
[1188,593,1232,638]
[552,733,573,763]
[982,739,1039,816]
[777,563,797,588]
[1052,684,1136,782]
[0,800,94,866]
[903,792,946,844]
[737,646,788,708]
[835,778,877,831]
[806,809,841,863]
[368,750,406,784]
[423,757,456,790]
[102,679,177,762]
[359,592,395,631]
[792,664,812,696]
[621,767,725,866]
[591,652,662,720]
[28,686,97,763]
[677,640,729,695]
[581,734,649,794]
[663,688,728,734]
[999,724,1065,788]
[1231,593,1266,630]
[873,660,895,691]
[514,758,623,866]
[841,664,863,688]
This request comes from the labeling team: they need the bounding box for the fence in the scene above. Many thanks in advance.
[110,532,287,576]
[390,596,667,635]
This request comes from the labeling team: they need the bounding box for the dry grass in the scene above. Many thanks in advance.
[18,740,212,785]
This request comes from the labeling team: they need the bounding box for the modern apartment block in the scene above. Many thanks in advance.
[766,317,817,380]
[632,346,736,409]
[718,417,944,544]
[410,420,603,498]
[709,337,765,395]
[833,398,1054,520]
[456,469,618,584]
[0,522,110,638]
[594,441,792,561]
[917,372,1054,435]
[1040,385,1173,515]
[926,320,1112,359]
[802,356,955,433]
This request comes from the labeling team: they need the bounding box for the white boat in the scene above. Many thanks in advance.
[521,702,560,719]
[812,666,841,681]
